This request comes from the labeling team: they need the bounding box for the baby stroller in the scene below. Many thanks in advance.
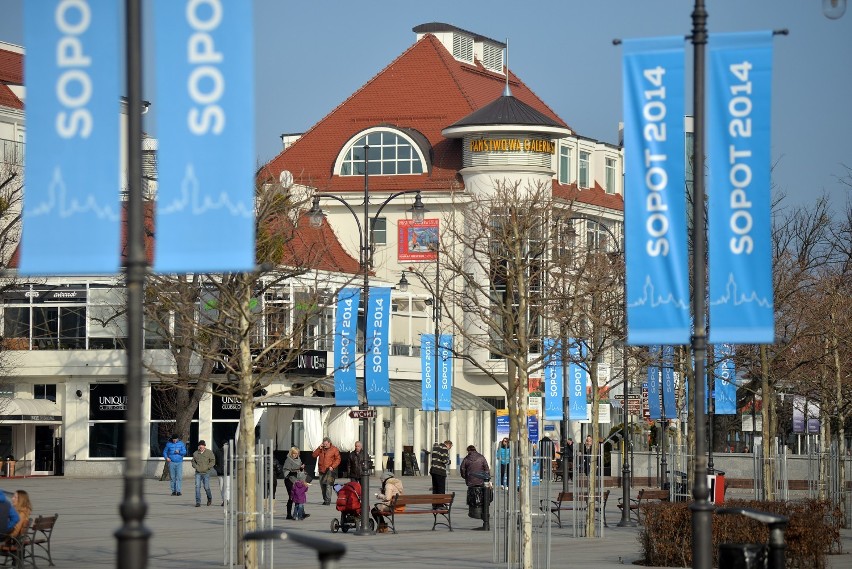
[330,480,375,533]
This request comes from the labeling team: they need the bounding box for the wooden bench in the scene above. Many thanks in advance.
[0,513,59,568]
[618,488,669,523]
[542,490,610,528]
[386,493,454,534]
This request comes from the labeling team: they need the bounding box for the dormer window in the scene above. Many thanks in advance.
[453,34,474,63]
[481,43,504,73]
[336,128,426,176]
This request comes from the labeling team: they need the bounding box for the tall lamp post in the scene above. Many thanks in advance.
[308,145,426,535]
[116,1,151,567]
[563,216,633,526]
[397,246,441,446]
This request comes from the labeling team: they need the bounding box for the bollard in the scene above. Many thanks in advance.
[717,508,789,569]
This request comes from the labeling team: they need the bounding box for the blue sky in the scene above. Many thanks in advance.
[2,0,850,210]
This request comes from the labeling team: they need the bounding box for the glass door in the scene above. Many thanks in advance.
[34,426,55,474]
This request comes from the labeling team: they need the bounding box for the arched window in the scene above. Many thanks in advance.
[337,129,425,176]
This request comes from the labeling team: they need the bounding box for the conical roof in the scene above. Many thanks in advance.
[443,93,571,138]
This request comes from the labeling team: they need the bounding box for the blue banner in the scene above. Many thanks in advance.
[708,32,775,344]
[568,339,588,421]
[21,0,121,274]
[333,288,360,406]
[714,344,737,414]
[153,0,255,272]
[662,346,677,418]
[437,334,453,411]
[543,338,563,421]
[366,287,391,406]
[421,334,435,411]
[622,37,690,345]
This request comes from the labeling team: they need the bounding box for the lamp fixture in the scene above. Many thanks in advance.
[397,272,409,292]
[307,196,325,229]
[408,192,428,223]
[823,0,847,18]
[75,389,83,398]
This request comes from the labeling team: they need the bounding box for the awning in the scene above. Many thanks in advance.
[259,379,495,412]
[0,399,62,424]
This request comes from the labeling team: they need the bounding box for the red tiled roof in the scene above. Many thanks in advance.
[263,34,571,196]
[0,49,23,87]
[268,212,361,275]
[553,181,624,212]
[0,84,23,110]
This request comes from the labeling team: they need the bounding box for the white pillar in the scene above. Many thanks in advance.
[449,410,458,473]
[374,408,384,471]
[466,410,476,451]
[482,410,492,462]
[413,409,422,475]
[393,408,405,477]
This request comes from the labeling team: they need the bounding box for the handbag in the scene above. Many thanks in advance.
[320,469,336,486]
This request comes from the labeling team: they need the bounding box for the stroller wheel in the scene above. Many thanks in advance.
[341,523,349,533]
[330,518,340,533]
[369,519,376,532]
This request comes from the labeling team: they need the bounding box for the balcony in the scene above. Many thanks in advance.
[1,138,24,166]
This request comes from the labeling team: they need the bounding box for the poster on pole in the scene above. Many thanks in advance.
[398,218,438,262]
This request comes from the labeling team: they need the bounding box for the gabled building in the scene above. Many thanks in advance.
[263,23,626,467]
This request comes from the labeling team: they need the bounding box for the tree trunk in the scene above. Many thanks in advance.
[237,279,258,569]
[760,345,774,500]
[586,360,600,538]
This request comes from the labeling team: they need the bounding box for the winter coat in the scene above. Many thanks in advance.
[312,444,341,474]
[291,480,309,504]
[375,477,403,513]
[497,446,510,466]
[460,451,490,486]
[163,439,187,463]
[429,443,451,476]
[282,454,303,481]
[191,448,216,474]
[347,450,364,480]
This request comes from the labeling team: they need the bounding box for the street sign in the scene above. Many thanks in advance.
[348,409,377,419]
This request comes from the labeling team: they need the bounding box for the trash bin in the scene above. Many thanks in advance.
[718,543,766,568]
[467,485,484,519]
[4,456,15,478]
[708,470,726,504]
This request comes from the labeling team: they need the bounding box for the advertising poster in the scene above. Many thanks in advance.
[398,218,438,262]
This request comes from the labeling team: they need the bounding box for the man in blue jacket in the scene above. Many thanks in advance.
[163,434,187,496]
[0,490,19,534]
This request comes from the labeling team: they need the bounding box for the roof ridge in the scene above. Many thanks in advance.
[266,35,440,175]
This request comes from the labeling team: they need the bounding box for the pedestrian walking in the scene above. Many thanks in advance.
[191,440,215,507]
[497,438,510,488]
[291,472,311,520]
[282,446,304,520]
[163,434,187,496]
[348,440,364,481]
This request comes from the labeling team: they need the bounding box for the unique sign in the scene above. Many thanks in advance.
[89,383,126,420]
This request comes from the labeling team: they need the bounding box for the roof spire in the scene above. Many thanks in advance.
[503,37,512,97]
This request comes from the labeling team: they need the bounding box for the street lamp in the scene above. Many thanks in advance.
[307,144,426,535]
[397,244,441,446]
[562,216,634,526]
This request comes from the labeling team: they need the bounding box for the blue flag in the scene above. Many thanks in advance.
[366,287,391,406]
[421,334,436,411]
[568,339,588,421]
[708,32,775,344]
[543,338,563,421]
[622,37,690,345]
[662,346,677,418]
[153,0,256,272]
[437,334,453,411]
[21,0,121,274]
[714,344,737,415]
[333,288,360,406]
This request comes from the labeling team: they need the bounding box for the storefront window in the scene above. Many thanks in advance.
[89,383,127,458]
[149,386,199,457]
